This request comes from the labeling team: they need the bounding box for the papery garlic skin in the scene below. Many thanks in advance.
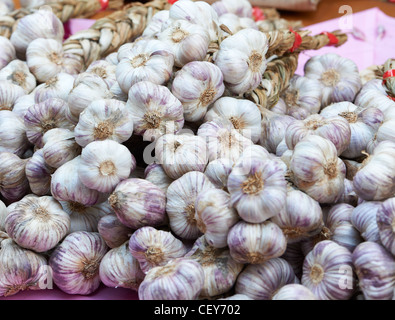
[272,284,317,300]
[172,62,225,122]
[185,235,244,298]
[79,140,136,193]
[0,110,30,157]
[337,178,358,206]
[116,39,174,94]
[352,242,395,300]
[126,81,184,141]
[144,163,174,193]
[0,238,48,297]
[351,201,381,243]
[12,94,34,119]
[218,13,258,36]
[235,258,298,300]
[304,53,362,107]
[211,0,253,17]
[260,113,295,154]
[227,220,286,264]
[0,60,36,93]
[0,200,6,231]
[270,98,287,115]
[105,52,119,66]
[49,231,108,295]
[0,152,29,201]
[86,60,117,88]
[99,241,145,291]
[290,135,346,204]
[376,198,395,256]
[219,294,253,300]
[142,10,170,39]
[109,178,167,230]
[138,258,205,300]
[0,36,16,70]
[33,73,75,103]
[5,195,70,252]
[214,28,268,94]
[98,214,133,249]
[0,80,26,111]
[129,226,188,273]
[204,158,233,190]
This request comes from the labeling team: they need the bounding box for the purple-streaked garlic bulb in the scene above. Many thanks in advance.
[32,73,75,103]
[98,214,133,249]
[0,36,16,70]
[290,135,346,204]
[270,98,287,115]
[214,28,268,95]
[272,284,317,300]
[353,140,395,201]
[138,258,205,300]
[79,140,136,193]
[166,171,215,240]
[24,98,75,148]
[49,231,108,295]
[194,188,239,248]
[218,13,258,36]
[129,226,187,274]
[0,60,36,93]
[211,0,253,18]
[227,153,287,223]
[302,240,355,300]
[116,39,174,94]
[75,99,133,147]
[336,178,358,206]
[85,60,117,88]
[126,81,184,141]
[235,258,299,300]
[142,10,170,39]
[144,163,174,193]
[376,197,395,256]
[0,237,48,297]
[108,178,167,230]
[351,201,381,243]
[0,81,26,112]
[12,94,34,119]
[172,61,224,123]
[271,185,324,243]
[0,110,30,157]
[185,235,243,298]
[0,200,6,231]
[285,114,351,156]
[304,53,362,108]
[99,241,145,291]
[105,52,119,65]
[155,133,208,180]
[281,75,322,120]
[203,158,234,190]
[0,152,29,201]
[352,242,395,300]
[227,220,287,264]
[5,195,70,252]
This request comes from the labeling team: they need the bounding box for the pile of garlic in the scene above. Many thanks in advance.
[1,0,395,301]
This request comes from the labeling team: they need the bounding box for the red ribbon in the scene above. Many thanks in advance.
[167,0,178,4]
[289,28,302,53]
[252,7,265,21]
[321,31,339,46]
[383,69,395,84]
[100,0,109,10]
[388,95,395,102]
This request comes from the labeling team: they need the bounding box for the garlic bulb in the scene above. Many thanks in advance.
[185,235,244,298]
[0,152,29,201]
[304,53,362,107]
[204,97,262,143]
[12,94,35,119]
[116,39,174,94]
[24,98,75,148]
[194,188,239,248]
[0,238,48,297]
[171,61,225,122]
[49,231,108,295]
[5,195,70,252]
[302,240,355,300]
[260,113,295,154]
[0,36,16,70]
[142,10,170,39]
[0,80,26,111]
[204,158,233,190]
[0,110,30,156]
[98,214,133,249]
[227,220,287,264]
[155,133,208,180]
[235,258,298,300]
[353,141,395,201]
[105,52,119,66]
[109,178,167,230]
[272,185,324,243]
[33,73,75,103]
[272,284,317,300]
[0,200,6,231]
[270,98,287,115]
[166,171,215,240]
[129,226,188,273]
[281,75,322,120]
[158,19,210,68]
[126,81,184,141]
[99,241,145,291]
[285,114,351,156]
[290,135,346,203]
[211,0,253,17]
[144,163,174,193]
[0,60,36,93]
[218,13,258,36]
[227,154,287,223]
[79,140,136,193]
[86,60,117,88]
[25,148,55,196]
[42,128,81,168]
[337,178,358,206]
[51,156,101,206]
[351,201,381,243]
[214,28,268,94]
[352,241,395,300]
[376,197,395,256]
[138,258,205,300]
[10,8,64,60]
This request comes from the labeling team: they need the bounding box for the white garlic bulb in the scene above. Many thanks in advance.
[0,36,16,70]
[142,10,170,39]
[270,98,287,115]
[304,53,362,107]
[0,60,36,93]
[0,152,29,201]
[218,13,258,36]
[49,231,108,295]
[272,284,317,300]
[204,158,233,190]
[85,60,117,88]
[0,200,6,231]
[144,163,174,193]
[0,80,26,111]
[377,198,395,256]
[98,214,133,249]
[116,39,174,94]
[32,73,75,103]
[5,195,70,252]
[105,52,119,66]
[211,0,253,18]
[351,201,381,243]
[126,81,184,141]
[214,28,268,94]
[12,94,35,119]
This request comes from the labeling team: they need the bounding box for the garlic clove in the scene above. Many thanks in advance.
[0,36,16,70]
[0,60,36,93]
[98,213,133,249]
